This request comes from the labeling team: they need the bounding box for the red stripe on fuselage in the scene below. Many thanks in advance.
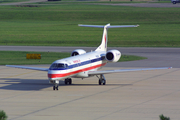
[48,63,106,79]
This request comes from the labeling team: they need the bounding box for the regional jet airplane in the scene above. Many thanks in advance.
[6,24,171,90]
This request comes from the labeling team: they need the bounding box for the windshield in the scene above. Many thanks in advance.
[49,63,68,70]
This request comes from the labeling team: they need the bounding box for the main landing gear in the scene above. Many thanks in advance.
[97,74,106,85]
[65,78,72,85]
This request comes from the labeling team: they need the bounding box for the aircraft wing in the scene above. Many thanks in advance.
[88,67,172,75]
[6,65,49,71]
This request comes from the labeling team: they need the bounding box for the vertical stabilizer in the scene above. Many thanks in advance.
[78,24,139,52]
[95,24,110,52]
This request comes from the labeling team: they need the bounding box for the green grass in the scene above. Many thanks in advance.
[0,51,147,65]
[35,0,170,4]
[0,3,179,47]
[119,55,146,62]
[0,51,70,65]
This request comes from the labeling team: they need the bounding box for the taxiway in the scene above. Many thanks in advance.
[0,47,180,120]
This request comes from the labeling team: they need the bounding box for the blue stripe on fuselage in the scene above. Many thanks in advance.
[50,57,104,70]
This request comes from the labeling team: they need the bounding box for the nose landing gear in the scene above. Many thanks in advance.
[49,80,59,90]
[53,84,59,90]
[49,78,73,91]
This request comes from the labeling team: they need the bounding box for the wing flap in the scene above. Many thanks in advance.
[6,65,49,71]
[88,67,172,75]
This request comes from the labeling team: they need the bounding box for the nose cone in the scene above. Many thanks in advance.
[48,70,66,80]
[48,70,57,80]
[48,73,54,80]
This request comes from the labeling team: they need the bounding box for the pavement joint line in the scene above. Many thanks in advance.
[0,91,34,102]
[9,83,130,120]
[7,69,178,120]
[95,88,180,120]
[132,68,178,84]
[95,68,180,119]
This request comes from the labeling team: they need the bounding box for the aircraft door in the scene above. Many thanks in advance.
[89,57,92,67]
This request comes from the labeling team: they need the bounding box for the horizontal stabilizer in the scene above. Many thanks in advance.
[79,23,139,52]
[78,24,139,28]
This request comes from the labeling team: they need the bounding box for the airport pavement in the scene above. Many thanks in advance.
[1,1,178,8]
[0,65,179,120]
[95,3,180,8]
[0,0,47,5]
[0,45,179,120]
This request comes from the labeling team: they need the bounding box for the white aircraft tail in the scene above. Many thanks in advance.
[78,24,139,52]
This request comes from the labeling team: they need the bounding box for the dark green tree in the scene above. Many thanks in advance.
[0,110,8,120]
[159,114,170,120]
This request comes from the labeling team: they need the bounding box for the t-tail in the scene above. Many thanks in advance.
[78,23,139,52]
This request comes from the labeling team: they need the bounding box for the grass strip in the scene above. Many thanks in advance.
[0,4,179,47]
[119,55,147,62]
[0,51,147,65]
[0,0,28,3]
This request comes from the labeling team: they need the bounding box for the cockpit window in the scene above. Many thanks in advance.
[49,63,68,70]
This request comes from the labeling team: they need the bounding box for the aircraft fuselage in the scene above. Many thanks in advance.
[48,51,107,81]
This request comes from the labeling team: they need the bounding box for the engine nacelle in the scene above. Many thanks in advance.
[105,50,121,62]
[71,49,86,56]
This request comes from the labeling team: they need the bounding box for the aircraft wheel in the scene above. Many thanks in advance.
[65,78,72,85]
[69,78,72,85]
[53,86,56,90]
[99,79,101,85]
[56,86,59,90]
[99,79,106,85]
[102,79,106,85]
[65,79,68,85]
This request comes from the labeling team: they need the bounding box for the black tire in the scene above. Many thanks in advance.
[65,79,68,85]
[103,80,106,85]
[99,79,101,85]
[69,79,72,85]
[56,86,58,90]
[173,1,176,4]
[53,86,55,90]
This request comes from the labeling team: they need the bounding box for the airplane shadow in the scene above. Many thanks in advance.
[70,84,132,86]
[0,78,132,91]
[0,78,53,91]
